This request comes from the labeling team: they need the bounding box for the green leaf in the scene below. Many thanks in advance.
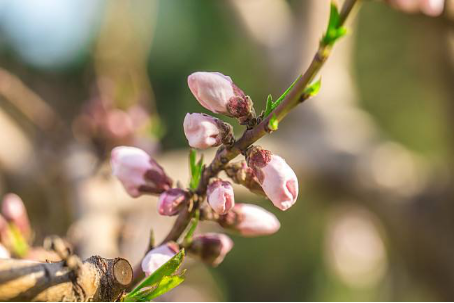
[189,149,197,175]
[303,78,322,98]
[189,149,204,190]
[126,249,185,299]
[268,115,279,131]
[264,94,273,117]
[264,75,302,117]
[133,272,186,301]
[321,2,347,46]
[8,224,28,258]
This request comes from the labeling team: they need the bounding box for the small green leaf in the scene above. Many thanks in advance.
[303,78,322,98]
[264,75,302,117]
[268,115,279,131]
[134,272,186,301]
[264,94,273,117]
[321,2,346,46]
[127,249,185,299]
[189,149,197,175]
[189,150,204,190]
[8,224,28,258]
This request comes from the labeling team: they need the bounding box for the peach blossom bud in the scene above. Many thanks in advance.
[2,193,30,237]
[141,242,179,276]
[420,0,444,16]
[158,189,188,216]
[0,243,10,259]
[389,0,419,12]
[207,180,235,215]
[183,113,223,149]
[188,233,233,266]
[111,146,172,197]
[187,72,254,122]
[246,147,298,211]
[219,203,280,237]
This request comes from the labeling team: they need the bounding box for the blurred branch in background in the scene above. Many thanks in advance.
[0,68,61,133]
[69,1,163,261]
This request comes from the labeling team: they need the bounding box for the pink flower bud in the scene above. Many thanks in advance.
[246,147,298,211]
[420,0,444,16]
[2,193,30,237]
[141,242,179,276]
[219,203,280,237]
[111,146,172,197]
[188,233,233,266]
[187,72,253,122]
[0,243,10,259]
[207,180,235,215]
[183,113,222,149]
[158,189,188,216]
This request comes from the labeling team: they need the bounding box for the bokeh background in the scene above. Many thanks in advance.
[0,0,453,301]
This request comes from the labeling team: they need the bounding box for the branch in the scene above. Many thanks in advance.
[159,0,360,244]
[0,68,62,132]
[0,256,132,301]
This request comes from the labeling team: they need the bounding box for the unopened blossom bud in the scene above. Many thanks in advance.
[207,180,235,215]
[420,0,444,16]
[188,233,233,266]
[158,188,188,216]
[183,113,233,149]
[219,203,280,237]
[141,242,179,276]
[111,146,172,197]
[2,194,30,237]
[388,0,444,16]
[0,243,10,259]
[246,147,298,211]
[188,72,254,123]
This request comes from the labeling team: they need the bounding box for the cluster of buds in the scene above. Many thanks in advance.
[111,71,299,276]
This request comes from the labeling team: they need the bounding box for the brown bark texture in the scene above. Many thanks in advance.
[0,256,132,302]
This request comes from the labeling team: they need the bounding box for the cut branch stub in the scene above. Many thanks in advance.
[0,256,132,302]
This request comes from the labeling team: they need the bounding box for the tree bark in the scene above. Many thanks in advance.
[0,256,132,302]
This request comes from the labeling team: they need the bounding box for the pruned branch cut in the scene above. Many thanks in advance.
[0,256,132,302]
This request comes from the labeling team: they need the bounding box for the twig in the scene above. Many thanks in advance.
[159,0,361,245]
[0,256,132,301]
